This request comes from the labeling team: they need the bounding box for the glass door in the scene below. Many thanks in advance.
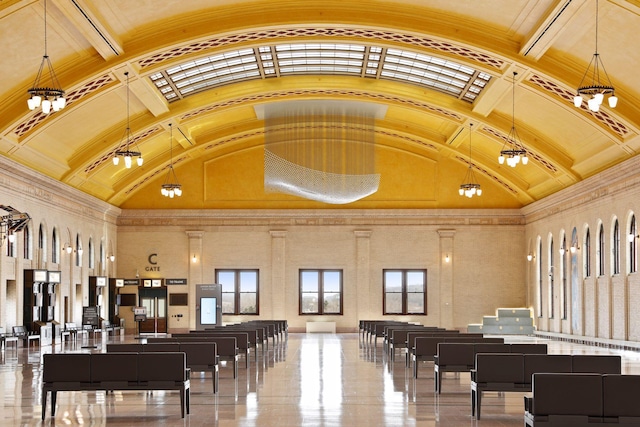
[138,288,167,334]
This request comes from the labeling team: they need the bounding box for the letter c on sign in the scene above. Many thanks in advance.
[148,253,158,265]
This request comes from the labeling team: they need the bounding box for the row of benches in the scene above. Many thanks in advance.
[434,342,547,393]
[525,373,640,426]
[471,353,622,419]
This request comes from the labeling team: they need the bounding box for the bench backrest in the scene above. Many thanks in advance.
[106,343,144,352]
[524,354,572,382]
[145,343,181,352]
[436,343,475,366]
[43,354,91,383]
[531,373,603,417]
[175,332,250,350]
[572,355,621,374]
[603,374,640,418]
[91,353,138,385]
[138,352,187,382]
[179,342,217,367]
[509,343,547,354]
[474,353,524,384]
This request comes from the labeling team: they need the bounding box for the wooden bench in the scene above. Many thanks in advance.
[471,353,621,419]
[434,342,547,393]
[175,331,250,368]
[405,331,484,368]
[148,336,238,378]
[524,373,640,426]
[107,342,219,393]
[42,352,190,419]
[411,335,502,377]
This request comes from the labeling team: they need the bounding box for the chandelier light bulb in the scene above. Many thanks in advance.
[124,155,132,168]
[41,99,51,114]
[477,188,482,196]
[609,96,618,108]
[594,93,604,105]
[112,157,119,166]
[522,156,529,165]
[498,155,505,164]
[573,95,583,108]
[174,187,182,197]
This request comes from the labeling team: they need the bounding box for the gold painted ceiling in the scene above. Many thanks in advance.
[1,0,639,210]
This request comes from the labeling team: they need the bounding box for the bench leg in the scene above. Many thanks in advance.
[41,390,47,420]
[413,356,418,378]
[51,391,57,417]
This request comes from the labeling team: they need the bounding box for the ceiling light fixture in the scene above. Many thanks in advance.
[458,123,482,198]
[27,0,66,114]
[113,72,143,168]
[574,0,617,112]
[498,72,528,167]
[161,123,182,198]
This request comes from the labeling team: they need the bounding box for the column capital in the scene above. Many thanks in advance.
[186,230,204,239]
[354,230,372,238]
[437,229,456,238]
[269,230,287,238]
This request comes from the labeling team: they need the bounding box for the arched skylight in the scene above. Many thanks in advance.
[149,43,490,103]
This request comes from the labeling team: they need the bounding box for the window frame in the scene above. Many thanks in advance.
[215,269,260,315]
[598,224,605,276]
[382,269,427,315]
[630,215,637,274]
[299,269,344,315]
[584,228,591,278]
[612,219,620,275]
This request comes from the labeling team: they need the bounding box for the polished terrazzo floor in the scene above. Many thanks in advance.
[2,332,640,426]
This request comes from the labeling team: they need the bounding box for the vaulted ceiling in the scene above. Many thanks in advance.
[1,0,639,210]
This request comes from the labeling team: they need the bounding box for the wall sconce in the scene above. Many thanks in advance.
[64,243,72,254]
[628,233,639,243]
[570,244,580,254]
[77,247,83,255]
[109,254,115,262]
[559,246,566,256]
[444,254,450,263]
[527,253,535,261]
[192,254,197,263]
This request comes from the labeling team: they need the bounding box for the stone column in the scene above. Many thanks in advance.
[270,230,287,319]
[186,230,204,330]
[438,229,455,329]
[354,230,372,324]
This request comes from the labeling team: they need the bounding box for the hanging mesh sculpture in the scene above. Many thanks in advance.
[264,102,380,204]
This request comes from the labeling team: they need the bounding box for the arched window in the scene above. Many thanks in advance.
[537,238,543,318]
[598,224,605,276]
[5,232,16,257]
[23,224,31,260]
[38,223,47,263]
[88,238,94,269]
[613,219,620,275]
[584,228,591,277]
[549,237,554,319]
[75,233,82,267]
[52,228,59,264]
[629,215,637,274]
[561,234,567,320]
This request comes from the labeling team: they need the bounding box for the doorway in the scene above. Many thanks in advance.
[138,288,167,334]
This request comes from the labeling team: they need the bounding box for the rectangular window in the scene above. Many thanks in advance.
[383,269,427,315]
[299,269,343,315]
[215,269,259,315]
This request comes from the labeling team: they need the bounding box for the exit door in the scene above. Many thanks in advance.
[138,288,167,334]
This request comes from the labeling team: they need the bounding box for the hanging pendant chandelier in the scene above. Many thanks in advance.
[160,123,182,198]
[458,123,482,198]
[573,0,617,112]
[27,0,65,114]
[113,72,143,168]
[498,72,528,167]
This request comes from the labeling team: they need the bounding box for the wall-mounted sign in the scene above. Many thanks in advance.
[143,279,152,288]
[48,271,61,283]
[34,270,47,282]
[166,278,187,285]
[115,279,125,288]
[96,276,107,287]
[152,279,162,288]
[123,279,140,286]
